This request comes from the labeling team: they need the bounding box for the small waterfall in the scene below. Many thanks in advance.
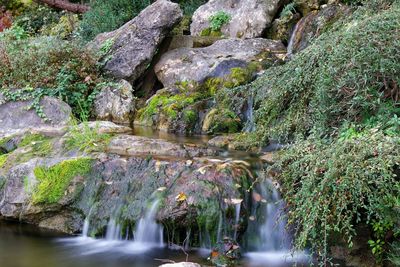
[82,219,90,238]
[287,20,301,58]
[134,199,163,245]
[245,179,290,252]
[105,218,122,241]
[243,94,256,133]
[245,178,309,265]
[82,206,95,238]
[233,202,241,241]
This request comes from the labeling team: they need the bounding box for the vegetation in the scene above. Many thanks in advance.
[209,11,231,32]
[64,121,113,152]
[33,157,93,204]
[0,25,105,120]
[78,0,150,41]
[232,0,400,146]
[218,0,400,264]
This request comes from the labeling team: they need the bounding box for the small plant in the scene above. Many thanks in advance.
[64,121,113,153]
[209,11,231,31]
[280,3,297,18]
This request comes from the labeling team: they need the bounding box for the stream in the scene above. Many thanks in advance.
[0,126,310,267]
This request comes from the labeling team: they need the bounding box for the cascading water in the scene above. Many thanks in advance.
[243,94,256,133]
[245,178,309,265]
[133,199,164,246]
[60,198,164,255]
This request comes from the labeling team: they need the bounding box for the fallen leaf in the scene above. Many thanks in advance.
[175,192,187,202]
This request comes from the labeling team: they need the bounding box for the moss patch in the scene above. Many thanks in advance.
[0,154,9,168]
[33,157,93,204]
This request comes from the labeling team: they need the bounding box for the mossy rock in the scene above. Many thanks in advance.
[202,108,242,134]
[33,157,93,204]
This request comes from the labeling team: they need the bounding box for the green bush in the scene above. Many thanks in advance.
[78,0,150,41]
[273,130,400,262]
[231,1,400,147]
[175,0,207,16]
[0,28,105,119]
[13,3,61,34]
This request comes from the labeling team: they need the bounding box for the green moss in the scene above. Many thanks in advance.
[200,28,222,37]
[33,157,93,204]
[0,154,9,168]
[139,92,206,122]
[19,133,49,147]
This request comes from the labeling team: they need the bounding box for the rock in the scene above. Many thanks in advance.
[159,263,201,267]
[294,0,325,15]
[107,135,216,158]
[93,80,135,124]
[75,121,132,134]
[288,5,350,55]
[267,13,301,43]
[155,38,286,88]
[190,0,286,38]
[0,96,72,138]
[90,0,182,83]
[260,152,275,164]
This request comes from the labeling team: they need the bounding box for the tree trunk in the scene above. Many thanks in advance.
[34,0,90,13]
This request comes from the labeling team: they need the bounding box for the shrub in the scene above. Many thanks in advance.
[229,1,400,147]
[273,130,400,262]
[13,3,61,34]
[0,8,12,32]
[0,29,105,119]
[175,0,207,16]
[78,0,150,41]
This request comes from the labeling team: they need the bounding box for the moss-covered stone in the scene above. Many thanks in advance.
[202,108,242,134]
[200,27,223,37]
[33,157,93,204]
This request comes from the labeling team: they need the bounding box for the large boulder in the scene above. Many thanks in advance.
[288,4,350,55]
[155,38,286,88]
[0,95,72,138]
[90,0,183,83]
[93,80,135,124]
[190,0,286,38]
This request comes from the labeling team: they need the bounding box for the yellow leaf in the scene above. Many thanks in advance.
[175,192,187,202]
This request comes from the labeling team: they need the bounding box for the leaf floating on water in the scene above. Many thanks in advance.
[252,192,262,202]
[175,192,187,202]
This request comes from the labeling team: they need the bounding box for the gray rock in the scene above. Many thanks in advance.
[0,96,72,138]
[93,80,135,124]
[190,0,286,38]
[75,121,132,134]
[155,38,286,88]
[107,135,216,158]
[91,0,183,83]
